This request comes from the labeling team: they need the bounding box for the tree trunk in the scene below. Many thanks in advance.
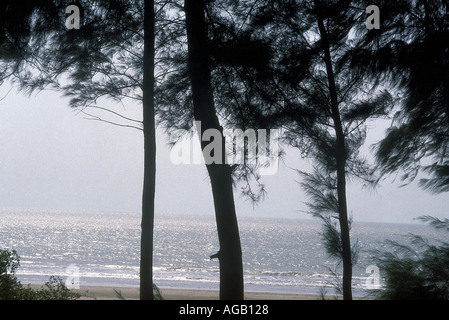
[317,15,353,300]
[184,0,244,300]
[140,0,156,300]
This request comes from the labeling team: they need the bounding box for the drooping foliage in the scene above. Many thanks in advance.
[372,216,449,300]
[346,0,449,194]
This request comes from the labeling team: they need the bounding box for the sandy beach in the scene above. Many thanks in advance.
[74,286,320,300]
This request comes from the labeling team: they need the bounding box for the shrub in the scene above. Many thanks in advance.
[0,249,80,300]
[0,249,22,300]
[372,216,449,300]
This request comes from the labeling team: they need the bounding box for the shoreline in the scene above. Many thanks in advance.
[74,286,322,300]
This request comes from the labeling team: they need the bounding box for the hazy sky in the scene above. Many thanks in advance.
[0,84,448,224]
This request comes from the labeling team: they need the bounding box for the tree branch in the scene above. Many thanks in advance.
[83,105,143,124]
[80,109,143,131]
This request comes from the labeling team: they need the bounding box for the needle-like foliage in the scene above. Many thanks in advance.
[372,216,449,300]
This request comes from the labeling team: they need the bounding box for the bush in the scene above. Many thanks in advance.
[372,216,449,300]
[0,249,23,300]
[0,249,80,300]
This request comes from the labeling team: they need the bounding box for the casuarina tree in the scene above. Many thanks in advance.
[184,0,244,300]
[205,0,393,299]
[10,0,159,300]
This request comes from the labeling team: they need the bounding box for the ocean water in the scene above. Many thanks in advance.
[0,209,447,297]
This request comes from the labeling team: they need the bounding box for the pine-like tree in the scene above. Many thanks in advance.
[10,0,159,300]
[203,0,393,299]
[184,0,244,299]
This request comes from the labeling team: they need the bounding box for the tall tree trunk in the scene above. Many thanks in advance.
[184,0,244,300]
[317,15,353,300]
[140,0,156,300]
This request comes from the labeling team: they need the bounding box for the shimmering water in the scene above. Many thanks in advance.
[0,209,446,296]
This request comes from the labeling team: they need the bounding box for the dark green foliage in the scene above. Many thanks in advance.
[417,216,449,232]
[21,0,145,101]
[235,0,392,299]
[23,276,81,300]
[299,168,360,296]
[155,1,278,204]
[419,163,449,193]
[298,169,339,218]
[348,0,449,194]
[0,249,21,300]
[0,0,63,84]
[372,216,449,300]
[0,249,80,300]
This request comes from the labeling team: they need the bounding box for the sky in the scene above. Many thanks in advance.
[0,84,448,224]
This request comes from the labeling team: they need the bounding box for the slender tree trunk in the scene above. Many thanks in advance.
[317,15,353,300]
[140,0,156,300]
[184,0,244,300]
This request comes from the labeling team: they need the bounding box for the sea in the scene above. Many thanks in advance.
[0,209,447,297]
